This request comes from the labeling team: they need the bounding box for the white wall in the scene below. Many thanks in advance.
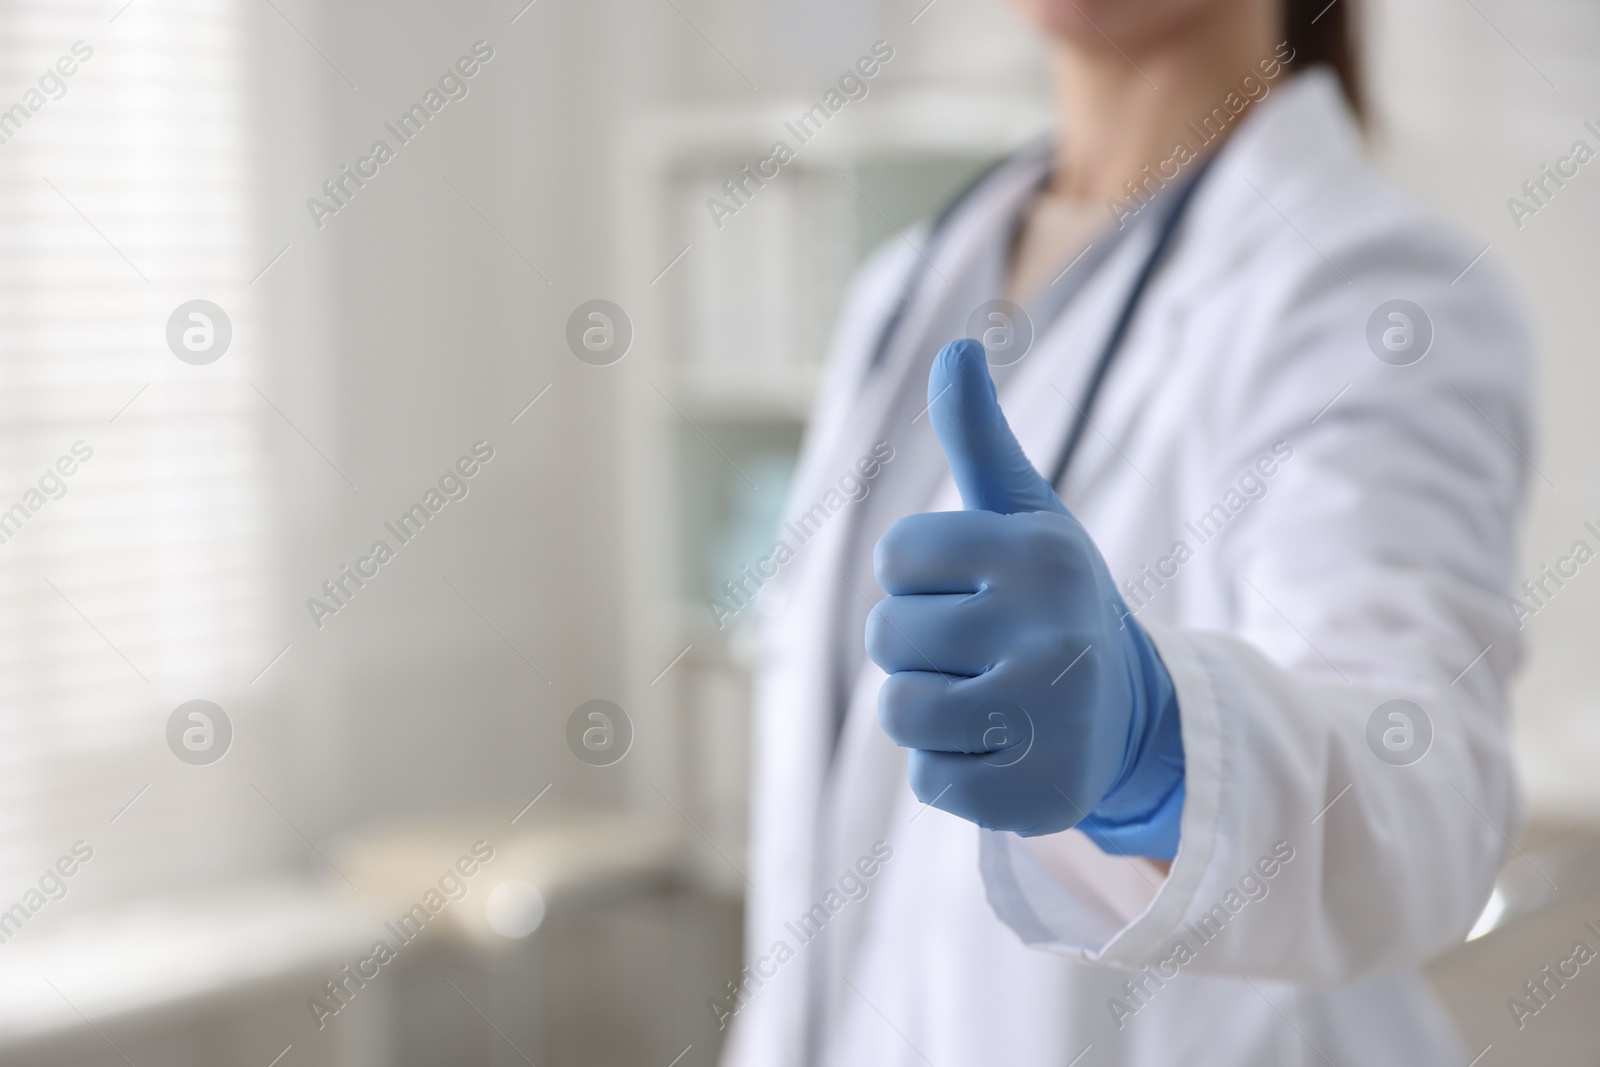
[249,0,1046,856]
[255,0,659,853]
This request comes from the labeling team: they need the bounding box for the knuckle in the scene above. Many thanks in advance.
[876,674,916,742]
[872,523,905,575]
[906,751,949,804]
[877,512,932,557]
[863,601,894,660]
[873,517,925,589]
[1012,513,1086,579]
[1012,512,1056,551]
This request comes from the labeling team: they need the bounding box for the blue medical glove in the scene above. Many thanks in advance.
[867,339,1185,858]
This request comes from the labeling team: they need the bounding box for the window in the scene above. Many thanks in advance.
[0,0,276,908]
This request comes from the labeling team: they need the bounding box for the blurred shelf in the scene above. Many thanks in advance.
[671,360,821,422]
[1466,823,1600,941]
[614,85,1043,893]
[1513,674,1600,826]
[335,806,681,948]
[625,88,1051,167]
[0,880,374,1047]
[1430,823,1600,1063]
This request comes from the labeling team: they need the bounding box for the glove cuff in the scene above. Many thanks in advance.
[1081,776,1184,859]
[1083,614,1186,860]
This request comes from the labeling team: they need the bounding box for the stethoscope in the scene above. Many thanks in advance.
[867,146,1219,490]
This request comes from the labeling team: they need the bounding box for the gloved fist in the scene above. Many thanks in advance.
[866,339,1185,856]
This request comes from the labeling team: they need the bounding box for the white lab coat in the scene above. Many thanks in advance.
[721,70,1530,1067]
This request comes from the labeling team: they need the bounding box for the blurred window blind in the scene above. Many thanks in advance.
[0,0,274,903]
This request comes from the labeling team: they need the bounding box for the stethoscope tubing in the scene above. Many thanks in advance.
[865,146,1219,492]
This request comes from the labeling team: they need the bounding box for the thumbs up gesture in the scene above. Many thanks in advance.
[867,340,1186,855]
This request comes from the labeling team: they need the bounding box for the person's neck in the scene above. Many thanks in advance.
[1048,8,1279,202]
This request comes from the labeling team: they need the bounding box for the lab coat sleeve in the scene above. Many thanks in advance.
[978,213,1533,984]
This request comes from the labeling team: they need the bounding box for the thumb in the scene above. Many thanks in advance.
[928,338,1065,515]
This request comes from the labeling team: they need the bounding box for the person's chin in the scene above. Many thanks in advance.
[1007,0,1108,42]
[1008,0,1213,49]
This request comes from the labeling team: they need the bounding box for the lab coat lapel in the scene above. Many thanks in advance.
[817,153,1204,1009]
[812,153,1056,1016]
[733,150,1050,1067]
[1010,71,1358,511]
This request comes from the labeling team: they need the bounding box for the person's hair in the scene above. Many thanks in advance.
[1283,0,1362,121]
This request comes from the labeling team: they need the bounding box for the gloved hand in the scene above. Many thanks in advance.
[866,338,1185,857]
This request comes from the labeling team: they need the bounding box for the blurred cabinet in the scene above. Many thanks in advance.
[611,91,1049,893]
